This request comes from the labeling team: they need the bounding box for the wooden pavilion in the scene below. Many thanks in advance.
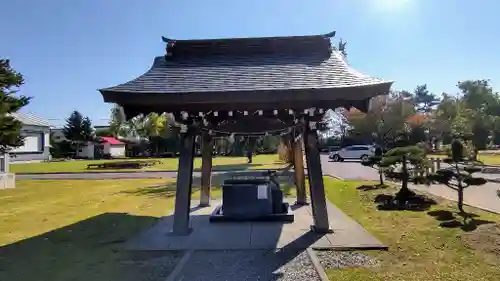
[99,32,393,235]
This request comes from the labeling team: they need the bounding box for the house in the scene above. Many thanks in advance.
[10,112,51,162]
[50,128,66,142]
[76,137,126,159]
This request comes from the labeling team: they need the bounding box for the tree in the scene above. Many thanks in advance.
[413,84,439,113]
[144,113,167,155]
[63,111,83,141]
[380,144,428,201]
[458,80,497,111]
[63,111,94,154]
[337,39,347,57]
[429,138,487,213]
[457,80,499,149]
[81,117,94,141]
[95,128,112,137]
[0,59,31,153]
[361,145,386,186]
[345,92,418,148]
[109,105,129,138]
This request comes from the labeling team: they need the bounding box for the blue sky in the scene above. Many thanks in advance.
[2,0,499,127]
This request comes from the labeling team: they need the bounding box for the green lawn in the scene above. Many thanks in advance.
[2,178,498,280]
[427,153,500,165]
[0,179,177,281]
[10,154,285,174]
[0,178,297,281]
[324,178,500,281]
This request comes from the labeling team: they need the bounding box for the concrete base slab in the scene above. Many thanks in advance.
[125,198,386,251]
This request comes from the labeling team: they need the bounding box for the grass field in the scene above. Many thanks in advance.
[324,178,500,281]
[0,178,296,281]
[2,178,499,280]
[10,154,285,174]
[427,153,500,165]
[0,179,177,281]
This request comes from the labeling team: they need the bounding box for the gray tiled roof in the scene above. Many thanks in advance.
[101,50,392,94]
[10,112,51,127]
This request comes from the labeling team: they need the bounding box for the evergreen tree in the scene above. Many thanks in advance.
[413,84,439,112]
[0,59,31,153]
[63,111,94,154]
[429,138,487,213]
[63,111,85,142]
[81,116,94,141]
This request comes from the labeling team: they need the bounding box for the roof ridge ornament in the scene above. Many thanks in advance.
[162,37,176,57]
[323,31,336,38]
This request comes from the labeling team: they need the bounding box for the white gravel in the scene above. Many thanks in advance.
[314,250,379,269]
[175,249,322,281]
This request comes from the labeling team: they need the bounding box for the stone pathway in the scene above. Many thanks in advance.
[126,199,385,251]
[125,198,382,280]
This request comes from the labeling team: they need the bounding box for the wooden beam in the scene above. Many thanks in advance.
[293,136,307,205]
[200,132,213,207]
[172,129,196,235]
[303,122,331,233]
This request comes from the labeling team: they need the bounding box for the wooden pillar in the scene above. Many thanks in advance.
[430,158,436,174]
[292,136,307,205]
[172,129,196,235]
[200,132,213,207]
[303,123,331,233]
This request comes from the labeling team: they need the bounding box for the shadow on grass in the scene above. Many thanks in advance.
[356,184,388,191]
[427,210,495,232]
[123,169,297,198]
[0,213,181,281]
[374,193,438,212]
[86,160,163,171]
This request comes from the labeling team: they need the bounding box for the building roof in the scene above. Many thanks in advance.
[99,137,125,145]
[99,33,393,115]
[101,51,389,94]
[11,112,51,127]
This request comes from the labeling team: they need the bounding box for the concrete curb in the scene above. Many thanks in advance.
[164,249,193,281]
[306,248,330,281]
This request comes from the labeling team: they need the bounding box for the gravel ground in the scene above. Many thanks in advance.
[175,249,321,281]
[314,250,379,269]
[117,250,184,281]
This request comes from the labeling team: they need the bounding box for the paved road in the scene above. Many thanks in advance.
[320,155,380,180]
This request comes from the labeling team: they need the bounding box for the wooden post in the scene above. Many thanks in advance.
[293,136,307,205]
[303,123,331,233]
[436,158,441,170]
[200,132,213,207]
[430,158,436,174]
[172,129,195,235]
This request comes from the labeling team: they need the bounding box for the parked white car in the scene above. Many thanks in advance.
[328,145,375,162]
